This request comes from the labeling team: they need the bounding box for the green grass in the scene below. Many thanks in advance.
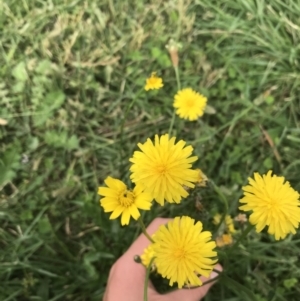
[1,0,300,300]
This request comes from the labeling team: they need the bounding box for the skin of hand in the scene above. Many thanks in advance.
[103,217,222,301]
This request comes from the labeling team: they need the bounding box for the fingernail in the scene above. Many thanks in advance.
[209,271,218,279]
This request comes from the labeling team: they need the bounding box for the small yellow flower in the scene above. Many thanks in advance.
[141,243,155,268]
[144,72,163,91]
[216,234,233,247]
[195,168,208,187]
[173,88,207,121]
[213,214,236,234]
[239,170,300,240]
[152,216,217,289]
[98,177,152,225]
[129,134,199,205]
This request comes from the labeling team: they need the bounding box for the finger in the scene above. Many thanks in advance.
[117,217,171,287]
[160,264,222,301]
[104,218,171,301]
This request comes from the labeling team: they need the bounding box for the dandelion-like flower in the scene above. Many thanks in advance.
[195,168,208,187]
[141,243,155,268]
[98,177,152,225]
[173,88,207,121]
[152,216,217,288]
[239,170,300,240]
[145,72,163,91]
[216,234,233,247]
[129,134,199,205]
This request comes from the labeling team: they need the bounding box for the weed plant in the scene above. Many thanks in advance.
[1,0,300,300]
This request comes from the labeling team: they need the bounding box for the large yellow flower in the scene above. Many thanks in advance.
[239,170,300,240]
[144,72,163,91]
[173,88,207,121]
[152,216,217,288]
[129,134,199,205]
[98,177,152,225]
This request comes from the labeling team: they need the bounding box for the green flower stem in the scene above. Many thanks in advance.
[168,66,181,136]
[119,88,144,155]
[229,223,254,254]
[138,218,154,243]
[144,257,155,301]
[168,111,176,136]
[167,269,222,293]
[210,181,229,235]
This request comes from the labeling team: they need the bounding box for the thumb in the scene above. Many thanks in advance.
[159,264,222,301]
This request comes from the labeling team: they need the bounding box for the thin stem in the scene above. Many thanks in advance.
[229,223,254,254]
[209,181,229,235]
[166,269,222,293]
[168,111,176,136]
[144,257,155,301]
[168,66,181,135]
[138,218,154,243]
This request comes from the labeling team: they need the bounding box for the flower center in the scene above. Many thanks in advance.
[173,247,187,259]
[119,190,135,208]
[269,199,280,212]
[186,98,195,107]
[156,164,168,175]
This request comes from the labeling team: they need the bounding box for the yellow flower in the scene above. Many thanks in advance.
[173,88,207,121]
[152,216,217,288]
[225,215,236,234]
[216,234,233,247]
[129,134,199,205]
[195,168,208,187]
[98,177,152,225]
[144,72,163,91]
[239,170,300,240]
[141,243,155,268]
[213,214,236,234]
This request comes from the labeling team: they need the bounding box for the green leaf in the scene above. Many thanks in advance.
[0,147,21,186]
[38,216,52,234]
[283,278,298,289]
[65,135,79,150]
[263,157,273,169]
[265,95,274,105]
[36,59,52,74]
[12,61,28,81]
[45,90,65,110]
[44,131,79,150]
[222,275,258,301]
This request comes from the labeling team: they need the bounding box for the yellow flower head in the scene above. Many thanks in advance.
[173,88,207,121]
[129,134,199,205]
[152,216,217,288]
[144,72,163,91]
[216,234,233,247]
[213,213,236,234]
[98,177,152,225]
[195,168,208,187]
[141,243,155,268]
[239,170,300,240]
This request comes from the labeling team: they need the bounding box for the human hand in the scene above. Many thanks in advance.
[103,218,222,301]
